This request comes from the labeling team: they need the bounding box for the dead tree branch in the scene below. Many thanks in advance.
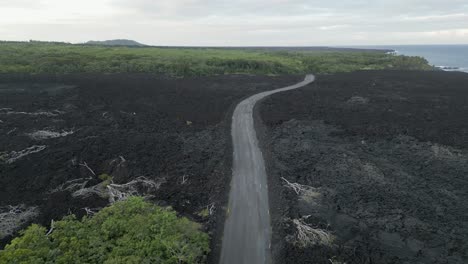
[0,109,64,117]
[83,207,97,216]
[45,220,55,236]
[27,130,74,140]
[106,176,165,203]
[181,175,188,185]
[208,203,215,215]
[79,162,96,177]
[292,218,333,247]
[281,177,310,195]
[1,145,46,164]
[6,128,17,135]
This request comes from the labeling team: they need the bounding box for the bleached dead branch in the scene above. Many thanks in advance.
[83,207,98,216]
[107,176,165,203]
[106,185,127,203]
[0,108,64,117]
[0,205,39,239]
[207,203,215,215]
[347,96,369,104]
[181,175,188,185]
[6,128,17,135]
[119,110,136,116]
[68,176,164,203]
[51,177,92,194]
[281,177,323,204]
[73,184,104,198]
[109,156,126,167]
[79,162,96,177]
[292,218,334,247]
[198,202,216,218]
[281,177,310,195]
[329,258,346,264]
[27,130,74,140]
[51,161,97,193]
[1,145,46,164]
[45,220,55,236]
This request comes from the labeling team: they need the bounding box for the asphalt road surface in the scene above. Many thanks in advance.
[220,75,315,264]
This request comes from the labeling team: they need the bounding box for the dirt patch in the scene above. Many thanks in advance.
[259,71,468,264]
[0,73,301,263]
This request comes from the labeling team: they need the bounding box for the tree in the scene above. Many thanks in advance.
[0,197,210,264]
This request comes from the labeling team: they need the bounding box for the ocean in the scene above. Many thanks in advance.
[346,45,468,73]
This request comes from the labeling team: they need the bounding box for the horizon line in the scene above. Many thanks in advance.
[1,39,468,48]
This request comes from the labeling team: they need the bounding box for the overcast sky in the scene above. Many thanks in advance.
[1,0,467,46]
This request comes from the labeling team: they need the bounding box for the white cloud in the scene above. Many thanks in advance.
[421,28,468,37]
[401,13,468,21]
[0,0,467,45]
[318,25,351,31]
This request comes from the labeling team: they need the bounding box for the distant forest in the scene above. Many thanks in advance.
[0,41,435,76]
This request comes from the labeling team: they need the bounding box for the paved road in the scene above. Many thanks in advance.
[220,75,315,264]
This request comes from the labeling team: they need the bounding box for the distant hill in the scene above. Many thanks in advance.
[84,39,147,47]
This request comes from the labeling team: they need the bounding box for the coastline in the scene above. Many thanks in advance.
[435,66,468,73]
[353,45,468,73]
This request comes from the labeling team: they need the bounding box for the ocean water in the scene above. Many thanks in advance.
[348,45,468,73]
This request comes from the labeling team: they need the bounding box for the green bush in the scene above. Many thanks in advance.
[98,173,113,186]
[0,197,210,264]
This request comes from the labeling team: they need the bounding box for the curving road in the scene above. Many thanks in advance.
[220,74,315,264]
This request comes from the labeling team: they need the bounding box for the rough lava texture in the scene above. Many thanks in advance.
[259,71,468,264]
[0,74,301,264]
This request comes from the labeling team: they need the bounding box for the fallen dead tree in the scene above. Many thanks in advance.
[0,145,46,164]
[281,177,311,195]
[49,161,96,193]
[79,162,96,177]
[52,159,164,203]
[69,176,166,203]
[281,177,323,203]
[290,217,334,247]
[106,177,165,203]
[282,178,333,247]
[51,176,92,194]
[6,128,17,135]
[27,130,75,140]
[0,108,64,117]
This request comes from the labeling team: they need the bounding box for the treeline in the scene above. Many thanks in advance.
[0,42,435,76]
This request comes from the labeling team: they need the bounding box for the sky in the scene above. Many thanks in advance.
[1,0,468,46]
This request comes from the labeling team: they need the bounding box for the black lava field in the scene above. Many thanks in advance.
[0,73,299,262]
[1,71,468,264]
[259,71,468,264]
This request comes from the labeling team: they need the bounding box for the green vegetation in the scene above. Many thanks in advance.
[0,197,209,264]
[98,173,113,186]
[197,209,210,218]
[0,41,434,76]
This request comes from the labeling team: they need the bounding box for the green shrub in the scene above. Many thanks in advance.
[98,173,113,186]
[0,197,210,264]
